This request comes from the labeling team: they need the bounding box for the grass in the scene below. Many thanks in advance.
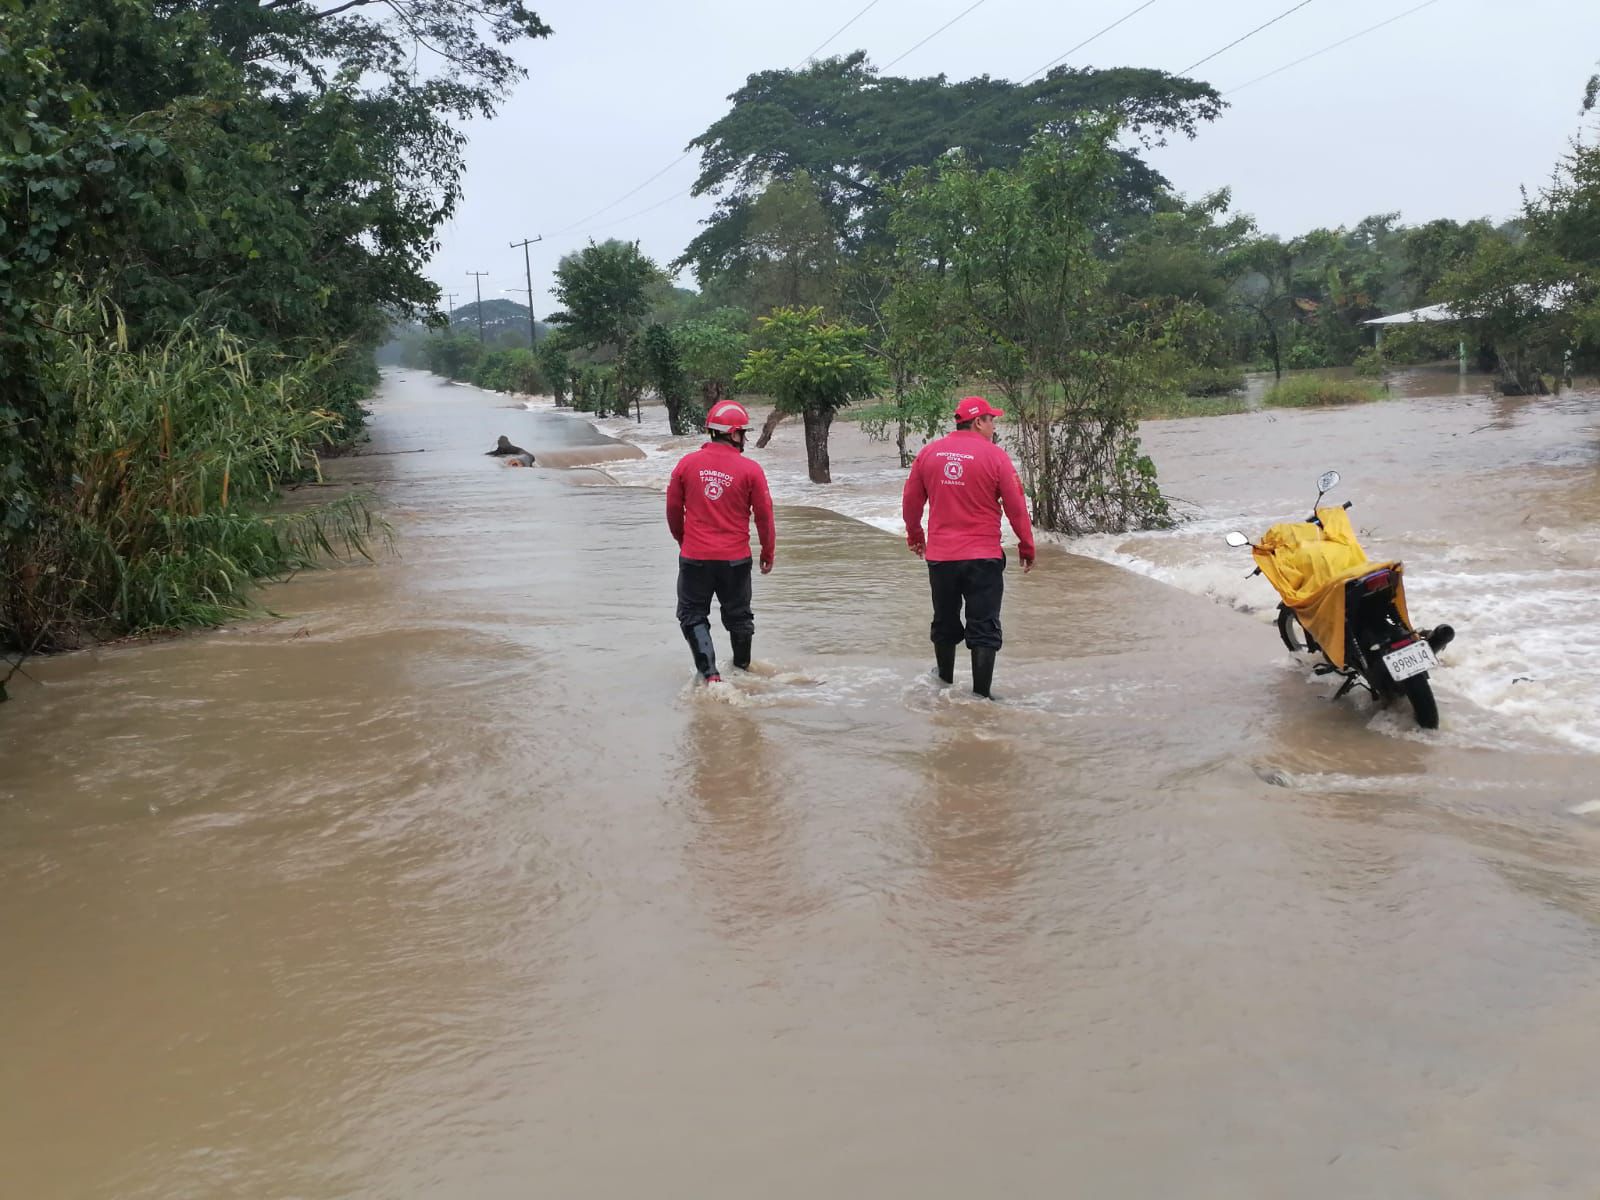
[1138,393,1254,420]
[1263,377,1386,408]
[2,314,383,652]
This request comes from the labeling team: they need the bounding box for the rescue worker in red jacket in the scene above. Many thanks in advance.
[666,400,776,683]
[901,395,1036,698]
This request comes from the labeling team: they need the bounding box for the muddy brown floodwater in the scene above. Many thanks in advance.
[3,371,1599,1198]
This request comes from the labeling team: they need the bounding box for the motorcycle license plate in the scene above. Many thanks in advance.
[1383,641,1438,682]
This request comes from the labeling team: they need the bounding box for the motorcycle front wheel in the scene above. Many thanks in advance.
[1402,675,1439,729]
[1277,606,1308,653]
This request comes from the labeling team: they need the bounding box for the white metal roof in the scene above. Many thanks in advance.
[1362,303,1463,326]
[1363,284,1574,326]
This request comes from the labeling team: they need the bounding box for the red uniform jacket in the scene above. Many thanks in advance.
[902,430,1035,563]
[666,441,776,563]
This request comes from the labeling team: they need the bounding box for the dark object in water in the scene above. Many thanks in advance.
[487,435,535,467]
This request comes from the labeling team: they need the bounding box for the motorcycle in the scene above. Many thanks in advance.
[1224,470,1455,729]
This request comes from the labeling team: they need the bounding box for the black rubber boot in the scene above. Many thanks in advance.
[970,647,997,699]
[933,642,957,685]
[732,633,753,670]
[682,622,721,681]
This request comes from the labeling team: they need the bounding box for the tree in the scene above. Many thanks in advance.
[843,247,953,467]
[535,339,571,404]
[736,307,884,483]
[548,239,662,358]
[679,53,1223,282]
[548,239,663,421]
[701,173,841,315]
[1107,189,1255,309]
[2,0,552,650]
[1397,218,1500,308]
[1229,235,1301,379]
[641,323,695,434]
[890,123,1193,534]
[425,333,484,381]
[1434,81,1600,393]
[472,348,545,395]
[1433,147,1598,395]
[855,373,955,468]
[672,308,751,409]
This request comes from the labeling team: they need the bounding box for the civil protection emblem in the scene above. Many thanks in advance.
[943,459,964,481]
[704,481,725,500]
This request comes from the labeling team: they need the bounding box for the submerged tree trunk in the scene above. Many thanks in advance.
[662,392,687,435]
[801,405,833,483]
[755,407,787,449]
[891,373,910,468]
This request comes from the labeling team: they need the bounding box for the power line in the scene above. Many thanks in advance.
[801,0,887,64]
[548,1,896,238]
[1225,0,1442,94]
[574,187,697,237]
[546,153,696,237]
[1019,0,1162,83]
[561,0,1167,241]
[866,0,1164,181]
[882,0,995,71]
[1178,0,1316,75]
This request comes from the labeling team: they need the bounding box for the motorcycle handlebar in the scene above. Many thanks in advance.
[1308,500,1355,525]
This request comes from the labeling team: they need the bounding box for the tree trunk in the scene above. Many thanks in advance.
[1258,308,1282,381]
[892,374,909,468]
[755,408,787,449]
[801,406,833,484]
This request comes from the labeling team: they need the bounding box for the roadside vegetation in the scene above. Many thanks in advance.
[1263,378,1387,409]
[406,52,1599,539]
[1,0,551,660]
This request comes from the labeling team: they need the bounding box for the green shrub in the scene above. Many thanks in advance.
[1263,376,1385,408]
[1178,364,1246,396]
[471,348,546,395]
[1351,346,1386,377]
[2,316,382,652]
[423,333,483,380]
[1285,339,1331,369]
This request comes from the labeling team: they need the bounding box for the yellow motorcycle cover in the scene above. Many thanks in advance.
[1250,506,1410,669]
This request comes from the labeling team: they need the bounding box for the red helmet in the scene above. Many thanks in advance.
[706,400,752,433]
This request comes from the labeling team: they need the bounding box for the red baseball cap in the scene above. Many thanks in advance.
[955,395,1004,422]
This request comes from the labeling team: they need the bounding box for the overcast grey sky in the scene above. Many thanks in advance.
[428,0,1600,316]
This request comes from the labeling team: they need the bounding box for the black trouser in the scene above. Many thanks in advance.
[677,558,754,636]
[927,557,1005,650]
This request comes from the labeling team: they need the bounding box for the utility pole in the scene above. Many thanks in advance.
[466,271,489,343]
[509,235,542,347]
[443,291,458,330]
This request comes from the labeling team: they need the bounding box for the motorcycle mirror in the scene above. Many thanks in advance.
[1224,531,1250,548]
[1317,469,1341,494]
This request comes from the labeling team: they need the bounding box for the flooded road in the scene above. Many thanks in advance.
[4,371,1599,1197]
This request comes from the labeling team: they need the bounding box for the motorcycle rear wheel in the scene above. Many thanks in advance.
[1403,675,1439,729]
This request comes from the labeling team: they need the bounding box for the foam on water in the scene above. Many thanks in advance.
[1070,505,1600,756]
